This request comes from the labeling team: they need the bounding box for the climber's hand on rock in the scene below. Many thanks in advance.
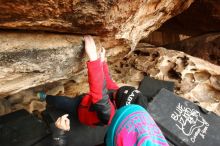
[55,114,70,131]
[84,35,98,61]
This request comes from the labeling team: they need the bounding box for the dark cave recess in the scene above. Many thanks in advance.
[141,0,220,66]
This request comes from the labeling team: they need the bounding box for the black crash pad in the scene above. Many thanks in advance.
[32,135,53,146]
[167,141,175,146]
[0,109,50,146]
[138,76,174,101]
[42,107,107,146]
[148,89,220,146]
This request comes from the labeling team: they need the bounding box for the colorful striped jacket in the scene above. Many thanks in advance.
[106,105,169,146]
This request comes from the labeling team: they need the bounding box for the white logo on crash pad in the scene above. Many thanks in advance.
[171,103,209,143]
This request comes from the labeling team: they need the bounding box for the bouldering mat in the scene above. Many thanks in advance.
[148,88,220,146]
[0,109,50,146]
[138,76,174,101]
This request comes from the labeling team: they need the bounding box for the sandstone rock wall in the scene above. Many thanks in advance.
[159,0,220,36]
[0,0,197,98]
[108,45,220,115]
[141,30,190,46]
[0,31,85,97]
[140,0,220,52]
[2,45,220,116]
[0,0,194,49]
[0,31,131,98]
[1,0,220,117]
[165,33,220,66]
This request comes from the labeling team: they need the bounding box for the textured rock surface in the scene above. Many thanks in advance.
[165,33,220,66]
[0,31,131,98]
[141,30,190,46]
[0,31,85,97]
[0,0,193,49]
[0,0,219,118]
[115,45,220,115]
[159,0,220,36]
[1,45,220,116]
[140,0,220,47]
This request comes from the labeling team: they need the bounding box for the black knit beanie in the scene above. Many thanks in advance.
[115,86,148,109]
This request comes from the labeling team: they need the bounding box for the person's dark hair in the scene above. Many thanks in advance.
[115,86,148,109]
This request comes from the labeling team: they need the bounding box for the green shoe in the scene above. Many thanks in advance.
[37,91,47,101]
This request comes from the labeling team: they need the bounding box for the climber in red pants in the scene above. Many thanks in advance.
[38,35,118,126]
[43,35,167,146]
[38,35,148,127]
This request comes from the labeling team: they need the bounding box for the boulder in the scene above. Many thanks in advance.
[0,32,84,97]
[0,0,194,49]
